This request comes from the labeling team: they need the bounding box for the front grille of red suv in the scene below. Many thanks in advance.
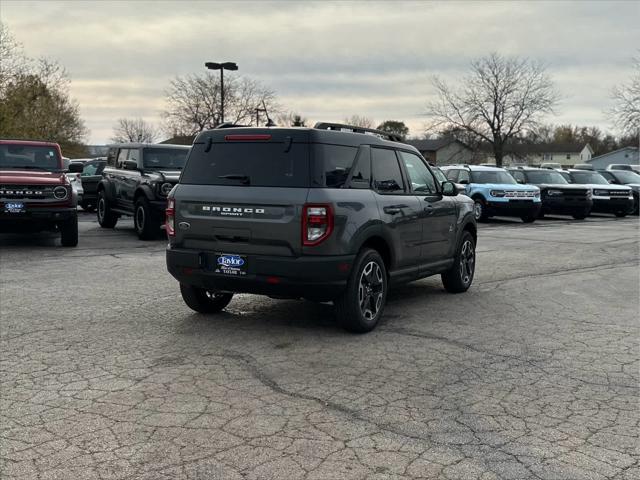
[0,185,55,200]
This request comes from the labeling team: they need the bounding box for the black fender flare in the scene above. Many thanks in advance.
[134,185,155,202]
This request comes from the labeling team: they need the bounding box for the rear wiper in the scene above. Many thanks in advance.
[218,174,250,185]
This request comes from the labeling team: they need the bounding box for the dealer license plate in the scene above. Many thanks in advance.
[4,202,25,213]
[214,253,247,276]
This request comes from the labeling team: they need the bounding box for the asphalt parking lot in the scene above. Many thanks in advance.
[1,212,638,480]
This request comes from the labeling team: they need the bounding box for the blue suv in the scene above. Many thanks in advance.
[441,165,541,222]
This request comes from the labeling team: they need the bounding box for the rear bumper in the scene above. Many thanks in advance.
[486,200,541,217]
[166,246,355,300]
[591,198,634,214]
[0,207,76,232]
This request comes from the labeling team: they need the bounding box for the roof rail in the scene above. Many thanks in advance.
[313,122,403,143]
[215,122,249,129]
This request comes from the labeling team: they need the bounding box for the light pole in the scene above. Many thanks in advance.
[204,62,238,125]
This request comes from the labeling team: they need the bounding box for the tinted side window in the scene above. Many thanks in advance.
[372,148,405,194]
[458,170,470,183]
[398,151,437,194]
[348,147,371,189]
[107,148,117,167]
[82,162,99,176]
[116,149,129,169]
[314,144,358,188]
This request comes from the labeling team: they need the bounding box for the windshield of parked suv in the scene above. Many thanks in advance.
[525,171,569,184]
[181,142,310,187]
[143,148,188,169]
[0,144,61,171]
[470,170,517,184]
[609,171,640,184]
[570,171,609,185]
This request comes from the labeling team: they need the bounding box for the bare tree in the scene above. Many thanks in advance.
[111,118,158,143]
[609,55,640,138]
[162,73,279,135]
[276,111,307,127]
[426,53,559,166]
[344,115,375,129]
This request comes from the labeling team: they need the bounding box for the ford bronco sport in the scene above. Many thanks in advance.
[0,139,81,246]
[440,165,541,222]
[166,123,477,333]
[97,143,190,239]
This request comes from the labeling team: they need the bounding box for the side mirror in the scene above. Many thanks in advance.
[442,180,457,196]
[517,178,525,184]
[68,162,83,173]
[123,160,139,171]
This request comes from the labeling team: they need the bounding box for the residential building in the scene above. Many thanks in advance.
[587,146,639,170]
[405,137,475,165]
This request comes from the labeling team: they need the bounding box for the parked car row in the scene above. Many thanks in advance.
[439,164,637,222]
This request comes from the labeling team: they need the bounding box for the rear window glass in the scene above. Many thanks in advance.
[181,142,310,187]
[143,148,189,169]
[314,144,358,188]
[372,148,404,193]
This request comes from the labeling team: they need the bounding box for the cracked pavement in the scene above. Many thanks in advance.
[1,213,639,479]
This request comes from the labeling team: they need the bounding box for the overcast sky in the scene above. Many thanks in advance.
[2,0,639,144]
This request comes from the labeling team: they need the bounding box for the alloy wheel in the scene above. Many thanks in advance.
[358,261,384,321]
[459,239,475,285]
[473,201,483,220]
[135,205,145,232]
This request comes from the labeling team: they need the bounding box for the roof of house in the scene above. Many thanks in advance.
[159,136,196,146]
[588,146,639,162]
[405,137,467,152]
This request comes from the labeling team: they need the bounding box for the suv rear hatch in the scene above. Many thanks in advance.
[174,129,311,257]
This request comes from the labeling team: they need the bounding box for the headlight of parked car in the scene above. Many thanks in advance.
[53,186,69,200]
[490,190,505,197]
[593,189,608,196]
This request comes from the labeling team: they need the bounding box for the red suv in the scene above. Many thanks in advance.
[0,140,80,246]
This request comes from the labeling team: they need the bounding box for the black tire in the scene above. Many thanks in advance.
[538,211,546,219]
[335,248,387,333]
[572,210,588,220]
[59,215,78,247]
[614,211,627,218]
[97,190,118,228]
[180,284,233,314]
[134,196,161,240]
[521,213,537,223]
[442,231,475,293]
[632,195,639,216]
[472,197,489,222]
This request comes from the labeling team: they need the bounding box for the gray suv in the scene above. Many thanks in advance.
[166,123,477,332]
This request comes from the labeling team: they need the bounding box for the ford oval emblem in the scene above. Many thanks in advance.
[217,255,245,267]
[178,222,190,230]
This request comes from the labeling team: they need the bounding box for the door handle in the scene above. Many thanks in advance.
[384,205,404,215]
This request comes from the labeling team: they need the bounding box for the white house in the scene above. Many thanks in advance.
[587,146,639,170]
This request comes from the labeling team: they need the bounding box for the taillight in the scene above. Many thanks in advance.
[166,197,175,237]
[302,204,333,246]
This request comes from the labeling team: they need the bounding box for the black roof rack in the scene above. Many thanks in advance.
[313,122,403,143]
[215,122,249,129]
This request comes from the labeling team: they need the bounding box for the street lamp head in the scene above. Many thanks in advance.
[205,61,238,71]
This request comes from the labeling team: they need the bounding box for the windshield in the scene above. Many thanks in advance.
[610,171,640,184]
[0,144,61,171]
[143,148,189,169]
[470,170,517,184]
[526,171,568,184]
[570,171,609,185]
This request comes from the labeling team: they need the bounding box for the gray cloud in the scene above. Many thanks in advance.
[3,0,638,143]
